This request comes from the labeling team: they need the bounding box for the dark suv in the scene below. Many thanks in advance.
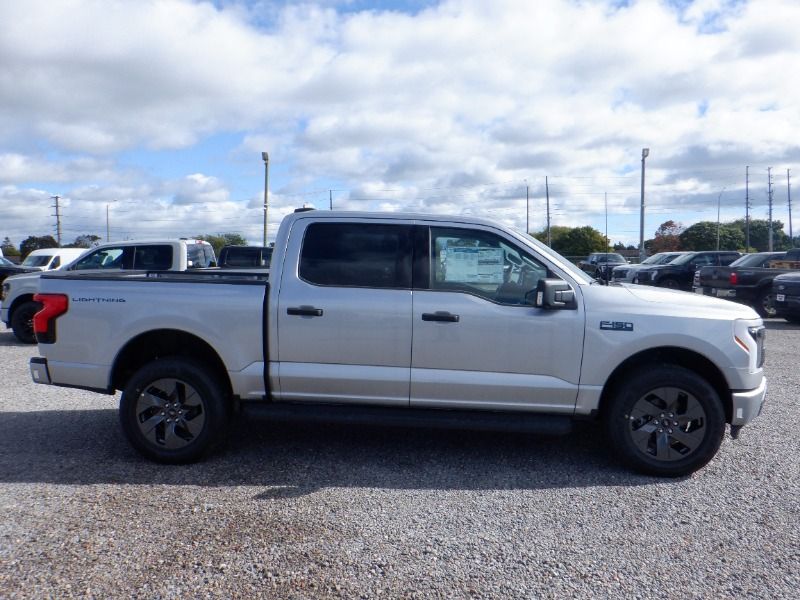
[578,252,628,281]
[635,251,741,290]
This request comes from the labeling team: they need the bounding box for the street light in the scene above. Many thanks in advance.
[639,148,649,262]
[268,152,269,246]
[716,187,726,250]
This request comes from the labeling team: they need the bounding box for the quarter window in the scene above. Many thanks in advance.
[430,227,550,305]
[299,223,412,288]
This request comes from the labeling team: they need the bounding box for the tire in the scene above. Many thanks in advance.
[785,316,800,325]
[658,277,682,290]
[604,366,726,477]
[11,300,41,344]
[119,358,229,464]
[755,289,776,319]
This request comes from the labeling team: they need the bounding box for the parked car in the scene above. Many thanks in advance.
[217,245,272,269]
[772,272,800,323]
[29,210,766,477]
[19,248,88,272]
[611,252,688,283]
[692,251,792,318]
[577,252,628,281]
[1,238,216,343]
[634,251,741,290]
[0,256,35,287]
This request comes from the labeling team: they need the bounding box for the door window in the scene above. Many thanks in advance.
[71,247,127,270]
[430,227,550,305]
[133,245,172,270]
[299,223,412,288]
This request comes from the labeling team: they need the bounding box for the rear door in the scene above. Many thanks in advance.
[410,224,584,412]
[275,219,414,406]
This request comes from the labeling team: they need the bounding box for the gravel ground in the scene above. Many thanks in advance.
[0,322,798,599]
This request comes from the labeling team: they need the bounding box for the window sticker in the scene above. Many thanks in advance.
[443,247,504,284]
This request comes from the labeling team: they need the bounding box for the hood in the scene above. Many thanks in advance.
[4,271,43,285]
[593,283,759,319]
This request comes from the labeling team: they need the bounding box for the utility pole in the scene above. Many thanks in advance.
[51,195,62,246]
[604,191,608,250]
[717,189,724,250]
[261,152,269,246]
[545,176,551,247]
[106,204,110,242]
[329,189,333,211]
[768,167,774,251]
[525,182,529,234]
[639,148,649,262]
[745,166,750,252]
[788,169,793,245]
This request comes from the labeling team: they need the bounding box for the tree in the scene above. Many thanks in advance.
[19,235,58,259]
[196,233,249,256]
[65,234,101,249]
[647,220,684,253]
[729,218,790,251]
[534,225,607,257]
[679,221,743,251]
[1,237,20,257]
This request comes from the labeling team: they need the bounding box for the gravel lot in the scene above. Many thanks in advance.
[1,323,798,599]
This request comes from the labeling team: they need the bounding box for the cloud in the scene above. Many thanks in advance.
[1,0,800,245]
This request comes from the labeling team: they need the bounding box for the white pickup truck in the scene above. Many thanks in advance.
[28,211,766,476]
[2,238,215,343]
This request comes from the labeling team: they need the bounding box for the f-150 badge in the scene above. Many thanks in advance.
[600,321,633,331]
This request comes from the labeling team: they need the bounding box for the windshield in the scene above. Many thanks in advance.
[670,253,697,266]
[0,257,14,267]
[22,255,52,267]
[729,253,783,267]
[642,252,682,265]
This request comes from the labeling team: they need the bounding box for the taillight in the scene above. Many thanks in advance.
[729,272,738,285]
[32,293,68,344]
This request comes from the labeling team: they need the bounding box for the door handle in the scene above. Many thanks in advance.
[422,312,460,323]
[287,306,324,317]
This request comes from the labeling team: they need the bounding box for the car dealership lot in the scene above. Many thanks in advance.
[1,324,798,598]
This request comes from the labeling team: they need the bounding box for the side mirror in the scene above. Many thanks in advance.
[528,279,577,310]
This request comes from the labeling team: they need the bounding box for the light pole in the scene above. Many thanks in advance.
[639,148,649,262]
[716,187,726,250]
[106,199,120,242]
[268,152,269,246]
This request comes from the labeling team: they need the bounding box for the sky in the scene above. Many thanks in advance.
[0,0,799,247]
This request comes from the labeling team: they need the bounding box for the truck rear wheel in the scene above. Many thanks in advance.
[605,366,726,477]
[11,300,41,344]
[658,277,681,290]
[119,358,229,463]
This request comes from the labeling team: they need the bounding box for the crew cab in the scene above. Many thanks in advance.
[634,251,741,290]
[28,211,767,477]
[2,238,215,343]
[692,251,794,318]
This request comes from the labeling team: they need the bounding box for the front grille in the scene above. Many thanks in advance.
[748,326,766,368]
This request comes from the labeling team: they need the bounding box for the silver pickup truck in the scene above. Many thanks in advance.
[28,211,767,476]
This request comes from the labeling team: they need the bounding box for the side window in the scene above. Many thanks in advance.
[72,247,126,270]
[721,254,738,266]
[186,243,215,268]
[299,223,412,288]
[133,245,173,270]
[50,256,61,270]
[430,227,550,305]
[692,255,714,267]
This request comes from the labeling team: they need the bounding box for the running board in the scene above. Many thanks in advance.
[240,402,573,435]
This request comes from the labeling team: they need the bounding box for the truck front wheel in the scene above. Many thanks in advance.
[119,358,229,464]
[605,366,726,477]
[755,289,776,318]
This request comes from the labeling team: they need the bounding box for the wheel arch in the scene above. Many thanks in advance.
[110,329,232,399]
[597,346,733,423]
[9,293,36,318]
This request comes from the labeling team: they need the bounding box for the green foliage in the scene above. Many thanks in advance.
[534,225,608,256]
[197,233,249,256]
[64,234,102,249]
[1,237,20,256]
[19,235,58,259]
[728,218,790,251]
[679,221,744,251]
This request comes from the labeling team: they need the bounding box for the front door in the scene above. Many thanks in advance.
[410,225,585,413]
